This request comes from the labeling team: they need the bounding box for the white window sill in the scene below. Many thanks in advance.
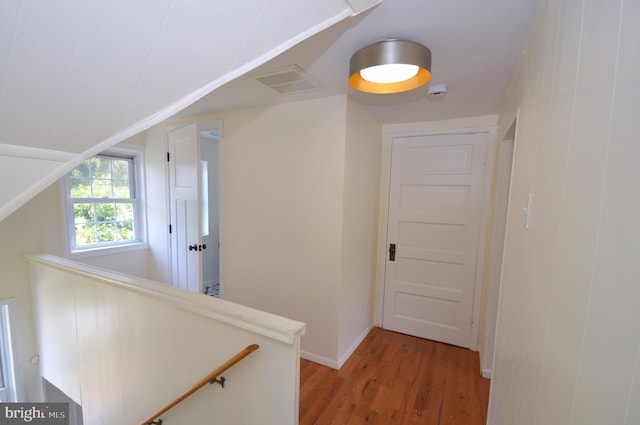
[67,241,149,260]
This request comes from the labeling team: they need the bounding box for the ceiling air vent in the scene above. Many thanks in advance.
[251,65,322,95]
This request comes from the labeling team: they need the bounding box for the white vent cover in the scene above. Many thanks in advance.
[251,65,322,95]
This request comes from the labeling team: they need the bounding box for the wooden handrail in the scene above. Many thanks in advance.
[139,344,260,425]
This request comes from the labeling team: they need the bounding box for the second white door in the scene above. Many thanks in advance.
[168,123,202,293]
[382,132,489,348]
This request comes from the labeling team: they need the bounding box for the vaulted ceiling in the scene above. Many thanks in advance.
[0,0,539,222]
[0,0,378,221]
[177,0,539,123]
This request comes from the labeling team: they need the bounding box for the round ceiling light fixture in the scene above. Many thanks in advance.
[349,39,432,94]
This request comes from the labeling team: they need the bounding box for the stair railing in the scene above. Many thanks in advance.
[139,344,260,425]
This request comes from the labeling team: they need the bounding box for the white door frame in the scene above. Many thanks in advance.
[375,119,497,351]
[199,120,224,296]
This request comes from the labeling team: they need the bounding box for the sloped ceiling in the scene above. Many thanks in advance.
[0,0,378,222]
[177,0,539,124]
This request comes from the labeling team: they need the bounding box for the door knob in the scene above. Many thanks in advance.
[200,244,207,251]
[188,244,198,251]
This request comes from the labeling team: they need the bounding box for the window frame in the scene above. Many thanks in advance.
[62,145,148,258]
[0,299,23,402]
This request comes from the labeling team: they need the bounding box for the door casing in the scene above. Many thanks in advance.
[375,119,496,351]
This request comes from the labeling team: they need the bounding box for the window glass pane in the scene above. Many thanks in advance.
[111,159,130,180]
[75,224,97,246]
[92,179,112,198]
[70,161,89,178]
[73,203,94,224]
[115,203,134,221]
[70,178,91,198]
[91,157,111,179]
[117,221,134,241]
[95,203,115,222]
[112,180,130,198]
[96,223,116,243]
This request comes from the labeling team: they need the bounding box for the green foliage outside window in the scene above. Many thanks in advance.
[68,155,137,248]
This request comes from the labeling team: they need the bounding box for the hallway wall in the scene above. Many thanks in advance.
[489,0,640,424]
[218,96,382,367]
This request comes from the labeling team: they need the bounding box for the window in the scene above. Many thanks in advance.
[0,300,20,402]
[65,147,146,254]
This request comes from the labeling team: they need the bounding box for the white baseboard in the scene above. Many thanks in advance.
[477,343,493,379]
[300,350,339,370]
[337,323,374,369]
[300,324,374,371]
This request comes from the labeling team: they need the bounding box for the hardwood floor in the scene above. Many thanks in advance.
[299,327,490,425]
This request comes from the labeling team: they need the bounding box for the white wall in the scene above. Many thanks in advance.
[0,185,62,401]
[338,98,382,364]
[218,97,347,365]
[488,0,640,424]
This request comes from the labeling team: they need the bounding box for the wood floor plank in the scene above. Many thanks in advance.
[300,327,490,425]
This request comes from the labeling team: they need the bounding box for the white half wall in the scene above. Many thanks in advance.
[28,254,305,425]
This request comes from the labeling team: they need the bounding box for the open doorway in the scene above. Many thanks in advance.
[200,129,220,297]
[480,118,516,377]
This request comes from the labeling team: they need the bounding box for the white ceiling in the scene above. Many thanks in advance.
[0,0,377,221]
[177,0,540,124]
[0,0,538,222]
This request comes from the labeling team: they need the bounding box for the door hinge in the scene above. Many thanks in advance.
[169,224,172,234]
[167,152,170,162]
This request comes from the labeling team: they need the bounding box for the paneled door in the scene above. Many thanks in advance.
[168,123,202,293]
[382,132,489,348]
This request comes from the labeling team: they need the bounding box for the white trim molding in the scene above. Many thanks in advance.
[0,144,81,162]
[0,154,85,222]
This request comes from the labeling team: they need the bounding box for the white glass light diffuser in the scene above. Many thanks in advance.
[360,64,419,84]
[349,39,431,94]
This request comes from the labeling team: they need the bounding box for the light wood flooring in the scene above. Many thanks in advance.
[299,327,490,425]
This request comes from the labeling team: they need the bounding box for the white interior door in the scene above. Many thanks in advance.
[168,123,202,293]
[382,132,489,348]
